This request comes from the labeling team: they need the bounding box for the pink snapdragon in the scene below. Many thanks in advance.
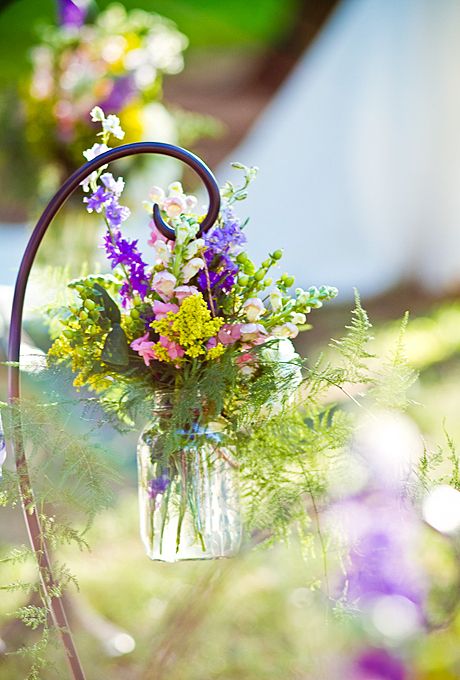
[158,336,185,361]
[148,219,169,246]
[240,323,268,344]
[218,323,242,346]
[236,352,258,376]
[163,195,187,218]
[131,333,156,366]
[174,285,199,302]
[153,300,179,319]
[152,271,177,300]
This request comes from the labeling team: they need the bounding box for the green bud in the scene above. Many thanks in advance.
[264,278,272,287]
[244,262,255,275]
[272,249,283,260]
[131,309,140,319]
[254,271,265,282]
[283,276,295,288]
[262,258,271,268]
[84,299,96,311]
[79,311,88,321]
[236,253,247,264]
[238,274,249,286]
[63,329,73,339]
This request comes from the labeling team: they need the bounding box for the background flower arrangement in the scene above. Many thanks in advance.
[0,1,219,217]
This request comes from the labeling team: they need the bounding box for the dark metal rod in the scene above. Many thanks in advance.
[6,142,221,680]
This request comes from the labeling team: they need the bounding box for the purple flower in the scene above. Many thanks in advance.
[105,196,130,228]
[102,231,149,304]
[84,186,111,213]
[0,428,6,480]
[148,474,170,499]
[99,76,137,113]
[353,648,408,680]
[338,490,426,609]
[197,207,245,299]
[58,0,88,28]
[205,207,247,256]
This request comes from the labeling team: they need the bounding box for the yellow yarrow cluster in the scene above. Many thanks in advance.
[151,293,225,361]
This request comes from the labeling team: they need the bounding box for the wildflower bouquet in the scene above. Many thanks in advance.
[47,109,338,560]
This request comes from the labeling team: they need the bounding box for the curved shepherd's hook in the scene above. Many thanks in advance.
[6,143,221,680]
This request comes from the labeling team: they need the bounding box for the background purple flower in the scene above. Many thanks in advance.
[58,0,88,28]
[99,76,137,113]
[353,648,408,680]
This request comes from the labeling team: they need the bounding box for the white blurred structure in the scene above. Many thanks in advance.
[221,0,460,298]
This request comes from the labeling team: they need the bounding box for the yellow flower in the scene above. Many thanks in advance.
[171,293,223,347]
[206,344,225,360]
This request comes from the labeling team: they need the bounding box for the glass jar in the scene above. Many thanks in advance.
[137,405,242,562]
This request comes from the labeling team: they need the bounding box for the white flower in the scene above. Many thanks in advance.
[102,114,125,140]
[100,172,125,196]
[240,323,267,342]
[272,323,299,339]
[186,195,198,210]
[175,220,199,245]
[152,271,177,300]
[242,298,265,322]
[182,257,205,283]
[153,240,171,266]
[83,143,110,161]
[184,238,204,260]
[260,339,303,416]
[168,181,184,196]
[149,185,166,204]
[80,171,99,193]
[270,288,283,312]
[291,312,307,325]
[90,106,105,122]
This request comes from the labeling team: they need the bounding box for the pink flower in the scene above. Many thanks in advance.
[236,352,258,376]
[174,285,199,302]
[163,195,187,218]
[153,300,179,319]
[148,219,169,246]
[240,323,267,343]
[218,323,242,346]
[206,337,218,349]
[131,333,156,366]
[159,336,185,361]
[152,271,177,300]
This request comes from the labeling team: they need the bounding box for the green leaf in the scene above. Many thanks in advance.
[92,283,121,323]
[101,324,129,368]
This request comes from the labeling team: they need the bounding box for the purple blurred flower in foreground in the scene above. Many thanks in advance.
[148,474,170,499]
[58,0,88,28]
[353,648,408,680]
[0,427,6,479]
[328,413,427,640]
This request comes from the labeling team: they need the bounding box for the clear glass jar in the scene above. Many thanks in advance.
[137,405,242,562]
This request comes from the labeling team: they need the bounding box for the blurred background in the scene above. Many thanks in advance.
[2,1,460,678]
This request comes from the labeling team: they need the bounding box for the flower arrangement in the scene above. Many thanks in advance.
[18,2,216,198]
[46,108,337,559]
[48,107,337,408]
